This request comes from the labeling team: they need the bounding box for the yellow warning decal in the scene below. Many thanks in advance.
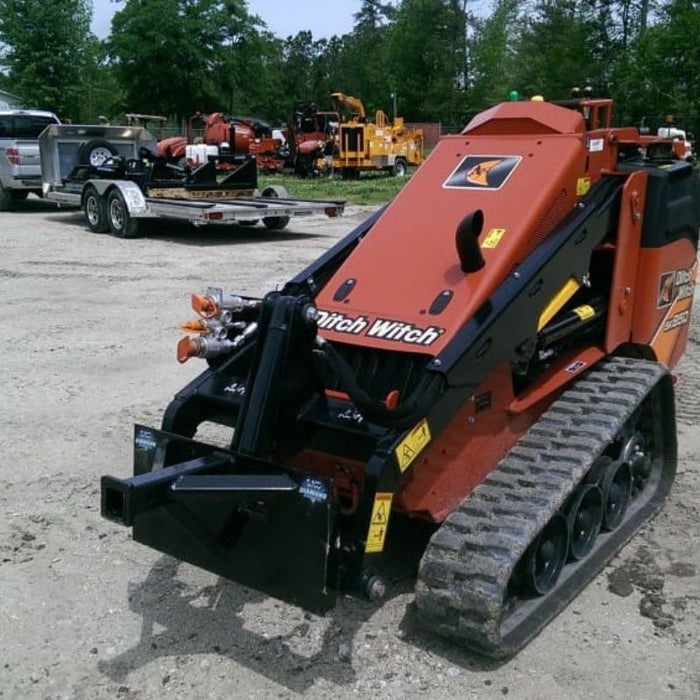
[481,228,506,249]
[576,177,591,196]
[365,492,393,553]
[395,418,431,472]
[572,304,596,321]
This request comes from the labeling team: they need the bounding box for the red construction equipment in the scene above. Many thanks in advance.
[102,94,699,656]
[157,112,285,172]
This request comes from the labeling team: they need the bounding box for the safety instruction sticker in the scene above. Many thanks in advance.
[365,493,393,553]
[481,228,506,249]
[395,418,431,472]
[576,177,591,196]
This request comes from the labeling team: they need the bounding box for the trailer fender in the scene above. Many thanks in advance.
[86,180,149,216]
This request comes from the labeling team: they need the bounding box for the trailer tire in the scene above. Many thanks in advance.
[106,189,140,238]
[79,139,118,167]
[0,182,12,211]
[83,186,109,233]
[261,185,290,230]
[393,158,407,177]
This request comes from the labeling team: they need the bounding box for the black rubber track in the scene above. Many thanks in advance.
[415,357,676,657]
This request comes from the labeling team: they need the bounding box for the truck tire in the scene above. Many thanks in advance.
[83,186,109,233]
[0,182,12,211]
[261,185,290,230]
[393,158,407,177]
[106,189,140,238]
[79,139,118,167]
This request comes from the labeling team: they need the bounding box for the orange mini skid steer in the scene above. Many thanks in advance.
[102,97,700,657]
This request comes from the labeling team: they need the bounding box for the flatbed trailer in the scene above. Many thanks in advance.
[39,124,344,238]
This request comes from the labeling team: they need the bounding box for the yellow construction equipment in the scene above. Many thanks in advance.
[328,92,424,177]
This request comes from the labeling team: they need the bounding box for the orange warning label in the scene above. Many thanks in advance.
[365,493,393,553]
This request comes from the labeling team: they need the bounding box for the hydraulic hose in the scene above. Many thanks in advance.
[315,338,445,429]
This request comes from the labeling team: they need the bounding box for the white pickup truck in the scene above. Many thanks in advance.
[0,109,61,210]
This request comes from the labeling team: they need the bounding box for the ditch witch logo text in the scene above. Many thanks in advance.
[317,310,444,347]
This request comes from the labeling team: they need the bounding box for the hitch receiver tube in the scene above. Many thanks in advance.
[101,453,232,527]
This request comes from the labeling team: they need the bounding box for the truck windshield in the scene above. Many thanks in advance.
[0,114,58,138]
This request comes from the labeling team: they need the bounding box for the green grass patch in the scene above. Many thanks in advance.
[259,170,412,205]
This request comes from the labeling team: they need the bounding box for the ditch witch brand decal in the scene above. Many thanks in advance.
[317,309,444,347]
[657,266,695,308]
[443,155,522,190]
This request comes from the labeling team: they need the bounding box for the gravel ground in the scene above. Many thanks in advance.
[1,197,699,699]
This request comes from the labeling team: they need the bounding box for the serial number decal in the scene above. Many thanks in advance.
[317,310,444,347]
[365,492,393,553]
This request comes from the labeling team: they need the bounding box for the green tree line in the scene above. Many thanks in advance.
[0,0,698,132]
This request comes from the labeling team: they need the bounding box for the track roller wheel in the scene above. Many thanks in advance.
[566,483,603,560]
[601,460,632,531]
[519,513,568,595]
[623,432,652,497]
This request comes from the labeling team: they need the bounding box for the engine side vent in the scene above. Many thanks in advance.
[527,188,572,254]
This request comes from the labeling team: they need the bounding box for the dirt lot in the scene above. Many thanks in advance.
[1,198,699,699]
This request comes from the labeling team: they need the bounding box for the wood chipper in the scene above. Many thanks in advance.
[101,96,700,657]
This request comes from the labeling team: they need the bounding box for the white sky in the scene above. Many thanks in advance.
[91,0,376,40]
